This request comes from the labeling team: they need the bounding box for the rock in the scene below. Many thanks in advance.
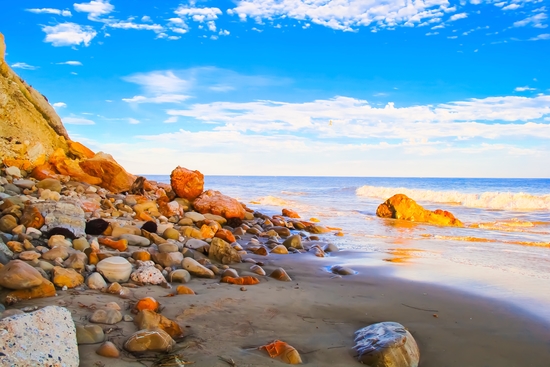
[19,206,45,229]
[49,148,102,186]
[98,237,128,251]
[215,228,236,243]
[5,166,22,178]
[42,246,70,260]
[135,297,160,312]
[0,214,18,233]
[0,259,44,289]
[0,306,79,366]
[269,267,292,281]
[204,213,227,225]
[282,208,300,218]
[250,264,266,276]
[79,152,136,193]
[124,328,175,353]
[283,234,303,249]
[96,341,120,358]
[68,140,95,159]
[120,233,150,247]
[168,269,191,283]
[268,226,291,237]
[85,218,109,235]
[19,250,41,261]
[376,194,463,227]
[76,324,105,344]
[271,244,289,254]
[96,256,133,283]
[47,234,72,248]
[86,272,107,290]
[158,243,179,253]
[72,237,90,251]
[184,211,205,222]
[13,179,35,189]
[193,190,246,220]
[185,238,209,251]
[6,240,24,253]
[182,257,214,278]
[209,237,241,265]
[52,266,84,288]
[130,260,166,285]
[134,309,184,338]
[90,308,123,325]
[63,252,88,271]
[112,225,141,237]
[132,251,151,261]
[33,200,86,238]
[36,178,62,192]
[331,265,355,275]
[163,227,180,240]
[4,279,56,305]
[353,322,420,367]
[170,166,204,200]
[222,268,239,278]
[153,252,183,268]
[176,285,195,295]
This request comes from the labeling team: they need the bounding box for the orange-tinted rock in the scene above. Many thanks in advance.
[193,190,246,220]
[49,148,102,185]
[98,237,128,251]
[133,310,184,339]
[132,251,151,261]
[170,166,204,200]
[124,328,175,353]
[282,208,300,219]
[175,285,195,295]
[215,228,236,244]
[376,194,463,227]
[52,266,84,288]
[135,296,160,312]
[79,152,135,193]
[2,158,33,171]
[199,224,215,239]
[221,276,260,285]
[68,140,95,159]
[19,205,45,229]
[30,162,61,181]
[96,341,120,358]
[0,260,44,290]
[5,279,56,305]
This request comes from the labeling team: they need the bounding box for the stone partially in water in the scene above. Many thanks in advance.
[269,267,292,281]
[353,322,420,367]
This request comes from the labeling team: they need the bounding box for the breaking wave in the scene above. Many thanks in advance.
[356,186,550,210]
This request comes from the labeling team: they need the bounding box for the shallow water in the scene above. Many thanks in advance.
[146,175,550,321]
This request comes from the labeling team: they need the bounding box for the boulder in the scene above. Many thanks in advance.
[209,237,241,264]
[19,206,45,229]
[283,234,303,249]
[353,322,420,367]
[33,200,86,238]
[4,279,56,305]
[376,194,463,227]
[96,256,133,283]
[79,152,136,193]
[124,328,175,353]
[282,208,300,218]
[193,190,246,220]
[170,166,204,200]
[0,306,79,366]
[182,257,214,278]
[49,148,102,186]
[0,260,44,290]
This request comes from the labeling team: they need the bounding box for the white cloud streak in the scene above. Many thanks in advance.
[73,0,114,20]
[11,62,38,70]
[42,23,97,47]
[26,8,72,16]
[57,61,83,65]
[122,94,190,104]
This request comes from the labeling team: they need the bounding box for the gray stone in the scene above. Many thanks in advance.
[182,257,214,278]
[153,252,183,268]
[0,306,79,366]
[12,179,35,190]
[33,200,86,238]
[36,178,62,193]
[90,308,123,325]
[331,265,355,275]
[209,237,241,265]
[119,233,150,247]
[75,324,105,344]
[353,322,420,367]
[168,269,191,283]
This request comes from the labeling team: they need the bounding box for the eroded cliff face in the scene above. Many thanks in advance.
[0,33,70,166]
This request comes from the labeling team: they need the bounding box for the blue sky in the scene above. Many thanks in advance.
[1,0,549,177]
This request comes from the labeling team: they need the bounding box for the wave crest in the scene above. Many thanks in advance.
[356,185,550,210]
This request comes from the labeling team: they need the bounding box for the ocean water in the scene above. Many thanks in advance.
[146,175,550,321]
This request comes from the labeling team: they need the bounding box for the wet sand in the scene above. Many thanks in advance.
[13,249,550,367]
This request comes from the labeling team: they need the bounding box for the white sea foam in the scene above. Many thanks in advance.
[251,195,294,206]
[356,185,550,210]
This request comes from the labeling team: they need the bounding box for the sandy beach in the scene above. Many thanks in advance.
[10,245,549,367]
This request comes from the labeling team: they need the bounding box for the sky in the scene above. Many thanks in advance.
[1,0,549,177]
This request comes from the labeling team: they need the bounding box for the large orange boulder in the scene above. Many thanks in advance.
[170,166,204,200]
[193,190,245,220]
[79,152,135,193]
[68,141,95,159]
[376,194,463,227]
[31,162,62,181]
[49,148,101,185]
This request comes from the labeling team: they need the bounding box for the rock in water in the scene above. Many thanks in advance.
[170,166,204,200]
[193,189,246,220]
[376,194,462,227]
[353,322,420,367]
[0,306,79,366]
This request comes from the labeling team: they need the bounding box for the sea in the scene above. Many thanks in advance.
[146,175,550,322]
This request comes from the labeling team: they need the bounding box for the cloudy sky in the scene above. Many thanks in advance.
[1,0,549,177]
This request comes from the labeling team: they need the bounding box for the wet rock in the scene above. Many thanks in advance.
[268,226,291,237]
[182,257,214,278]
[130,260,166,285]
[323,243,339,252]
[124,328,175,353]
[331,265,355,275]
[52,266,84,288]
[76,324,105,344]
[271,244,289,254]
[269,267,292,281]
[86,272,107,290]
[0,306,79,366]
[96,256,133,283]
[168,269,191,283]
[0,259,44,289]
[215,228,236,243]
[353,322,420,367]
[90,308,123,325]
[185,238,209,251]
[282,208,300,218]
[96,341,120,358]
[376,194,463,227]
[209,237,241,265]
[170,166,204,200]
[153,252,183,268]
[193,189,246,220]
[283,234,303,249]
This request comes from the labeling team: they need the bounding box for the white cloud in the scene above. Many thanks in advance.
[73,0,114,20]
[63,116,95,125]
[529,33,550,40]
[515,86,536,92]
[123,70,189,94]
[52,102,67,108]
[174,5,222,23]
[142,15,152,22]
[449,13,468,21]
[172,27,188,34]
[219,29,230,36]
[426,32,439,36]
[168,36,181,40]
[128,118,140,124]
[228,0,457,32]
[513,13,548,28]
[11,62,38,70]
[122,94,190,104]
[26,8,72,16]
[502,3,521,10]
[42,23,97,47]
[164,116,179,123]
[207,21,217,32]
[57,60,83,66]
[210,85,235,92]
[107,21,164,33]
